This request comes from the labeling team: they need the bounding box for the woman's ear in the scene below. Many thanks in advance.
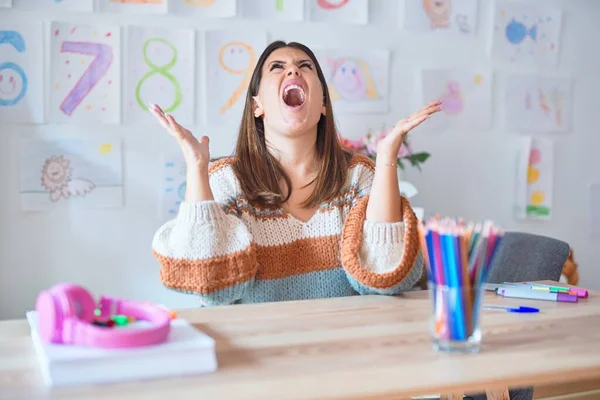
[321,104,327,116]
[253,96,264,118]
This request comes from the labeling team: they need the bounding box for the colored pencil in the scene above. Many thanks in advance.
[418,217,504,342]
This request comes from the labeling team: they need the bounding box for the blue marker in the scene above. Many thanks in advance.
[483,304,539,314]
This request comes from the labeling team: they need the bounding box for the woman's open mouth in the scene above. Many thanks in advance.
[282,81,306,109]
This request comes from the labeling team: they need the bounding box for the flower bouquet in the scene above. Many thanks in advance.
[340,127,430,171]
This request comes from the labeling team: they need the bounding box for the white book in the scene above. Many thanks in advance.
[26,311,218,387]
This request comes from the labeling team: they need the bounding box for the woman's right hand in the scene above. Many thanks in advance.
[148,103,210,170]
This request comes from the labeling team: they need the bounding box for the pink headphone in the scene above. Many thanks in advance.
[35,283,171,349]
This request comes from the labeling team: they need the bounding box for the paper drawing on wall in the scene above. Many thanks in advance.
[310,0,368,24]
[403,0,478,35]
[126,26,195,125]
[40,155,95,202]
[491,0,562,67]
[420,68,492,132]
[205,30,266,125]
[160,154,187,220]
[505,74,571,133]
[169,0,236,17]
[49,22,121,124]
[514,137,553,220]
[0,22,44,123]
[315,49,389,114]
[20,138,123,211]
[218,42,255,114]
[242,0,304,21]
[98,0,167,14]
[12,0,93,11]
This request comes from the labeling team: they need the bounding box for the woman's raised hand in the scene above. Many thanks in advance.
[376,100,442,161]
[148,103,210,170]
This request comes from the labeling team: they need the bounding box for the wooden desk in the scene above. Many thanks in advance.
[1,282,599,400]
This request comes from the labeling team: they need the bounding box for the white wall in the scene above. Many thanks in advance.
[1,0,598,320]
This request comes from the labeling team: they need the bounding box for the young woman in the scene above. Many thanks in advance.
[149,41,441,306]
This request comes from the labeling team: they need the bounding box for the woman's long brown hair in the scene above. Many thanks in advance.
[231,40,353,209]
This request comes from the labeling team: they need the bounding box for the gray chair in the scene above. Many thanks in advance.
[468,231,571,400]
[486,231,571,284]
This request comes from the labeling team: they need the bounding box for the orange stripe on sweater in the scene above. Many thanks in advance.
[340,195,420,289]
[256,235,340,280]
[154,244,258,294]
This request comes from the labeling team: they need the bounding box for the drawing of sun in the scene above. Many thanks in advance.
[40,155,96,202]
[99,143,112,154]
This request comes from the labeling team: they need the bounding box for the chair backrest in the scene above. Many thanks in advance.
[485,231,571,284]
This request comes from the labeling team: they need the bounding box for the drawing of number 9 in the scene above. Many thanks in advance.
[0,30,28,107]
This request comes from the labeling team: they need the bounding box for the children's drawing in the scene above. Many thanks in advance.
[49,22,121,124]
[491,0,562,67]
[420,68,492,132]
[98,0,167,14]
[126,26,195,125]
[0,23,43,123]
[218,42,255,114]
[318,0,348,9]
[160,154,187,220]
[505,74,571,132]
[439,80,463,114]
[403,0,477,35]
[514,137,553,220]
[20,138,123,211]
[423,0,450,28]
[205,30,266,125]
[12,0,93,11]
[310,0,368,24]
[169,0,236,18]
[40,155,96,202]
[241,0,304,21]
[314,49,389,114]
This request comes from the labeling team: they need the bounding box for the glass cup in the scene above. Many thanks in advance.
[428,283,485,353]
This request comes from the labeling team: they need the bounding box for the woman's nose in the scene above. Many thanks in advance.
[287,67,300,76]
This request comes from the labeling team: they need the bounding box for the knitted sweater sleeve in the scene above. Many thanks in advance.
[340,157,424,295]
[151,160,258,306]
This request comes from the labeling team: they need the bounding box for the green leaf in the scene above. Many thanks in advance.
[410,152,430,163]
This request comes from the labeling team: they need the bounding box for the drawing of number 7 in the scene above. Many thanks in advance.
[59,41,112,116]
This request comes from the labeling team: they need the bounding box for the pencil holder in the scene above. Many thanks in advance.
[429,283,485,353]
[418,217,505,354]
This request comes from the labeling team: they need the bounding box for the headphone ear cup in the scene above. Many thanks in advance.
[35,289,62,344]
[57,283,97,323]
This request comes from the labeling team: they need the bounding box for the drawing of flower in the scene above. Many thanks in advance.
[40,155,96,202]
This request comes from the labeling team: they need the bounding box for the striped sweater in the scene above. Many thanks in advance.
[152,154,424,306]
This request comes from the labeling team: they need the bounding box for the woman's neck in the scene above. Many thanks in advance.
[265,129,318,179]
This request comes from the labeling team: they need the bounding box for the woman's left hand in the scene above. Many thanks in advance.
[376,100,442,161]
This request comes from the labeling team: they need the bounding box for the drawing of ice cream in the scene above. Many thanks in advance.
[40,155,95,202]
[439,80,463,115]
[326,58,379,102]
[423,0,451,29]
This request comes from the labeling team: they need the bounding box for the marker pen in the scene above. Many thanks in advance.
[523,282,588,298]
[496,287,578,303]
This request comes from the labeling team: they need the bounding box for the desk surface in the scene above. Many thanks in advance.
[1,282,599,400]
